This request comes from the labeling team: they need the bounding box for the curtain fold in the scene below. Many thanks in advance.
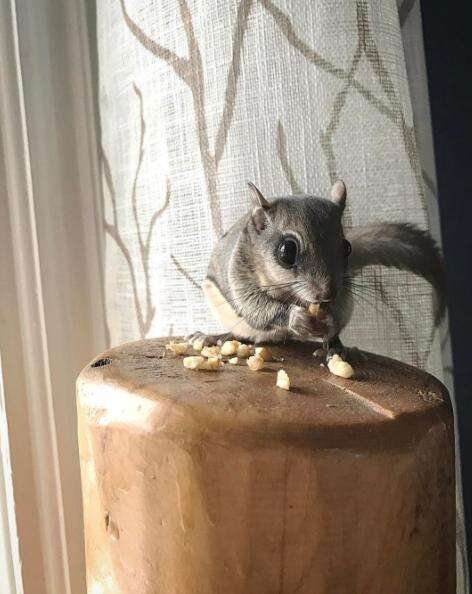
[96,0,467,587]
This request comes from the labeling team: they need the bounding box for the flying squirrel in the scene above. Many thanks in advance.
[191,180,445,365]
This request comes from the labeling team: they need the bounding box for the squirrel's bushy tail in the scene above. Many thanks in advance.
[346,223,446,324]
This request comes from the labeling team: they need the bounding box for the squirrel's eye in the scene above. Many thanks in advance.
[344,240,352,256]
[276,236,299,268]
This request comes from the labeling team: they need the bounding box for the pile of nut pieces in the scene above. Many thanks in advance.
[166,338,293,389]
[166,333,354,390]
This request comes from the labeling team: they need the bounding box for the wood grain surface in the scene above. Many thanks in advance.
[77,339,455,594]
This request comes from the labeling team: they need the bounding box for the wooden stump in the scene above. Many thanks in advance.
[77,339,455,594]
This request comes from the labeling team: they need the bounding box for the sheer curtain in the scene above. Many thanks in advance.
[95,0,467,587]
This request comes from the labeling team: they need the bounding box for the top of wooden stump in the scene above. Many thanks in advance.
[77,338,451,450]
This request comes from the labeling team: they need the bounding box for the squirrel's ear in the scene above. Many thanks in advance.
[329,180,346,210]
[247,182,270,209]
[248,182,270,232]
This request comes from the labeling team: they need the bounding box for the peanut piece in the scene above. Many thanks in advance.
[183,355,205,369]
[220,340,241,356]
[247,354,264,371]
[236,343,252,359]
[255,346,271,361]
[191,338,205,352]
[201,345,221,358]
[166,341,189,356]
[327,354,354,379]
[276,369,290,390]
[183,355,221,371]
[199,357,222,371]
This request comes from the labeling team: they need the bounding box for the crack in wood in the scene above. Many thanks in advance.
[321,377,396,419]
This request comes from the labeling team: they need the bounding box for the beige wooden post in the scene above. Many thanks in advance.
[77,339,455,594]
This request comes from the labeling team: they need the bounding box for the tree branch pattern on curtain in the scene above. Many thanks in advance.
[99,0,433,366]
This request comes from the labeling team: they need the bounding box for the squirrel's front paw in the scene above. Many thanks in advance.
[185,331,233,347]
[289,306,314,338]
[289,306,332,339]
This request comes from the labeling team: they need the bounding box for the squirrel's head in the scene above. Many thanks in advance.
[246,180,350,306]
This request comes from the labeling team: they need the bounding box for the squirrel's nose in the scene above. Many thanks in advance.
[314,285,337,302]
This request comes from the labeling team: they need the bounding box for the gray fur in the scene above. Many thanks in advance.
[347,223,446,322]
[205,183,445,353]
